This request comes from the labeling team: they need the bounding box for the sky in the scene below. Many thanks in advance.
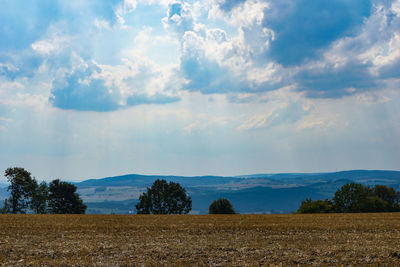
[0,0,400,182]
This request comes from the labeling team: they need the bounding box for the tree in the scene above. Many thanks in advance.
[297,198,334,213]
[5,167,38,214]
[209,198,236,214]
[358,196,388,212]
[48,179,86,214]
[30,181,49,214]
[298,182,400,213]
[373,185,397,210]
[136,179,192,214]
[333,183,372,213]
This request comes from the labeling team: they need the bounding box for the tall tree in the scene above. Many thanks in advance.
[48,179,86,214]
[136,179,192,214]
[5,167,37,214]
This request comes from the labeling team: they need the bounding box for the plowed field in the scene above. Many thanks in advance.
[1,213,400,266]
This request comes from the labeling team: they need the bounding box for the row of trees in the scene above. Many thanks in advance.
[298,183,400,213]
[1,171,235,215]
[135,179,236,214]
[1,167,86,214]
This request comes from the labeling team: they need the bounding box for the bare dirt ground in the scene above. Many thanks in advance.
[0,213,400,266]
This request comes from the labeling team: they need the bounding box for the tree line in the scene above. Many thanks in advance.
[297,182,400,213]
[1,167,86,214]
[1,169,234,215]
[9,167,394,215]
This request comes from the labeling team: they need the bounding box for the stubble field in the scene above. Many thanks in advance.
[1,213,400,266]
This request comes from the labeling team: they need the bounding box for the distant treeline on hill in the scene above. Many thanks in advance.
[297,183,400,213]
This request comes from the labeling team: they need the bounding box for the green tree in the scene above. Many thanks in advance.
[5,167,38,214]
[48,179,86,214]
[209,198,236,214]
[372,185,397,210]
[333,183,372,213]
[358,196,388,212]
[136,179,192,214]
[297,182,400,213]
[30,181,49,214]
[297,198,334,213]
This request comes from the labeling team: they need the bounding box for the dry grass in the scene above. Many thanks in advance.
[1,213,400,266]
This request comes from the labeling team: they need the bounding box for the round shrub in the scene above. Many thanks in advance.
[209,198,236,214]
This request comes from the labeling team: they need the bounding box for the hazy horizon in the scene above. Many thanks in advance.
[1,1,399,182]
[1,168,400,184]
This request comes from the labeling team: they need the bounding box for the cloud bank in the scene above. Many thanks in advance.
[0,0,399,179]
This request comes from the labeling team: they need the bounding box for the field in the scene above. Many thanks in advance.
[1,214,400,266]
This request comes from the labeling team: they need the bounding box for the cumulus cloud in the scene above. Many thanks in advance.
[2,0,400,114]
[179,31,246,93]
[0,0,187,112]
[262,0,371,66]
[204,0,400,99]
[115,0,138,26]
[294,62,378,98]
[292,1,400,98]
[162,2,195,34]
[0,0,125,81]
[49,53,179,112]
[164,2,241,93]
[162,1,284,96]
[49,64,118,112]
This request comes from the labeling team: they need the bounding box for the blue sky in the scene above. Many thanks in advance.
[1,0,400,181]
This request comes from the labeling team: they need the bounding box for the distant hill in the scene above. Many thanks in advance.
[72,170,400,214]
[76,174,239,189]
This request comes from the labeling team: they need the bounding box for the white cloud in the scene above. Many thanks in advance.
[0,62,19,73]
[163,1,285,95]
[137,0,171,7]
[393,0,400,15]
[115,0,137,26]
[0,80,24,95]
[93,18,112,31]
[237,113,269,130]
[31,35,71,56]
[162,1,195,34]
[356,91,391,105]
[209,0,268,27]
[372,33,400,67]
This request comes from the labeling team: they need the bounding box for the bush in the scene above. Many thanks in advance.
[209,198,236,214]
[297,198,333,213]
